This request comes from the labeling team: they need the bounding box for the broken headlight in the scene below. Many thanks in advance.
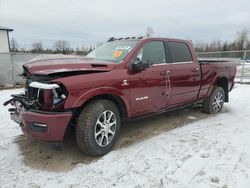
[29,81,68,107]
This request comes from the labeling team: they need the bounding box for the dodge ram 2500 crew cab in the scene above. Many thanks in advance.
[4,37,236,156]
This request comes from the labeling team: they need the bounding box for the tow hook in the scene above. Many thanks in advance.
[3,98,14,106]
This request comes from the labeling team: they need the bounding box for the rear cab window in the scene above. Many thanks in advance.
[166,41,193,63]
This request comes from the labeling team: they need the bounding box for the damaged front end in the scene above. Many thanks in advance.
[3,56,114,142]
[4,80,68,120]
[3,74,72,142]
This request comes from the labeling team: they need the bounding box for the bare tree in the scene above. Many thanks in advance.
[96,41,104,47]
[222,42,228,51]
[237,28,249,50]
[10,38,18,52]
[53,40,71,54]
[209,39,222,51]
[145,26,154,37]
[194,41,207,52]
[31,41,43,53]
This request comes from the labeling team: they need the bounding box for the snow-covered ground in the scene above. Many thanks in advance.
[1,85,250,188]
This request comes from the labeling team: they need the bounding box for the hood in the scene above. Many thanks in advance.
[23,55,115,75]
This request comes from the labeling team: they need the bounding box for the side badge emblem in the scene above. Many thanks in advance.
[121,80,129,86]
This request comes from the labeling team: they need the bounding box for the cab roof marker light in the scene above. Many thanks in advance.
[107,37,117,42]
[107,36,143,42]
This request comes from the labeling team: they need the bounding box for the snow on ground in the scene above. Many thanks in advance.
[1,85,250,188]
[0,88,23,141]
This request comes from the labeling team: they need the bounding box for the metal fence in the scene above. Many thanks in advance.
[0,52,42,87]
[0,51,250,87]
[0,53,82,87]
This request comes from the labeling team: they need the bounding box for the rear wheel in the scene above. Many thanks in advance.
[202,86,225,114]
[76,99,121,156]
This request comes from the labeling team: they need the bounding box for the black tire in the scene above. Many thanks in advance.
[76,99,121,156]
[202,86,225,114]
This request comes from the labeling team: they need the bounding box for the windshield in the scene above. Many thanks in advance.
[87,40,138,63]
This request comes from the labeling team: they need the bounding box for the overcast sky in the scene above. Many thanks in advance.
[0,0,250,48]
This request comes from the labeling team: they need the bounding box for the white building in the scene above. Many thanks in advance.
[0,26,13,53]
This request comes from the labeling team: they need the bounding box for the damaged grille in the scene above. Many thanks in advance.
[15,68,68,111]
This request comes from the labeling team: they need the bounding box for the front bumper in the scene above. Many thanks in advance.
[16,110,72,142]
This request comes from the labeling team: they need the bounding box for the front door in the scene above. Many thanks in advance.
[128,41,168,117]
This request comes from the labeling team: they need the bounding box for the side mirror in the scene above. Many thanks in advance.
[129,60,150,72]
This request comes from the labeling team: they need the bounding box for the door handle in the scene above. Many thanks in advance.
[165,71,171,97]
[192,67,200,72]
[167,71,171,97]
[160,71,167,75]
[160,71,171,76]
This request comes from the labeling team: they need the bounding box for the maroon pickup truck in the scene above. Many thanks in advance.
[4,37,236,156]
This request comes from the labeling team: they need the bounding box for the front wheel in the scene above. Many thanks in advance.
[202,86,225,114]
[76,99,121,156]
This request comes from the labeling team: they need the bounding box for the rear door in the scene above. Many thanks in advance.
[164,41,201,106]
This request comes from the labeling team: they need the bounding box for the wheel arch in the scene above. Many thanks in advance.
[72,88,129,122]
[215,76,229,102]
[206,74,229,102]
[81,94,128,122]
[207,75,229,102]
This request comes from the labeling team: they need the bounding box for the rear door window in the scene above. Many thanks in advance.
[166,42,193,63]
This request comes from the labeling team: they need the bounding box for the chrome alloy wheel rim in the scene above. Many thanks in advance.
[212,92,224,112]
[94,110,117,147]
